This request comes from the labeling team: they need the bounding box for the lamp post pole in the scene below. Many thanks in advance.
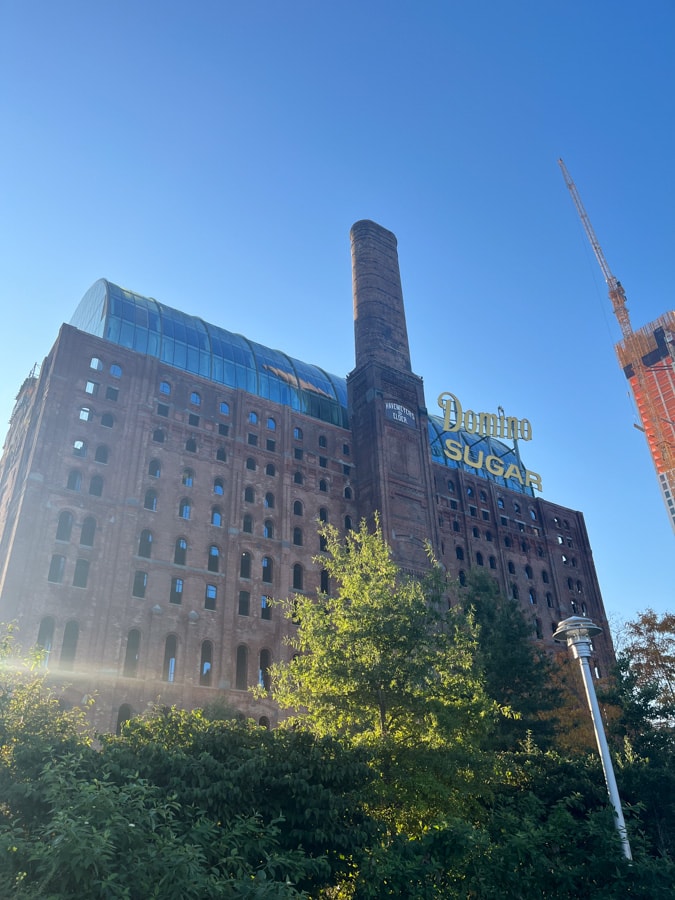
[553,615,632,861]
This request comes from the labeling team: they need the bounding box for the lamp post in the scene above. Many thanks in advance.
[553,615,632,861]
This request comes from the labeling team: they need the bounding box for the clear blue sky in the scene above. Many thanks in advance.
[1,1,673,628]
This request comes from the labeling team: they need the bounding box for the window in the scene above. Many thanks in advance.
[238,591,250,616]
[294,471,304,484]
[343,464,350,476]
[80,407,92,422]
[80,516,96,547]
[262,557,273,583]
[319,479,328,492]
[261,595,272,619]
[47,554,65,584]
[205,584,217,611]
[123,630,140,677]
[319,533,328,552]
[152,428,165,443]
[469,506,477,517]
[259,649,271,690]
[467,486,474,497]
[211,507,222,527]
[479,490,487,502]
[293,500,303,516]
[472,527,480,538]
[182,468,194,487]
[482,510,490,521]
[265,463,275,476]
[508,561,515,574]
[163,636,177,682]
[157,403,169,417]
[242,514,253,534]
[190,391,201,407]
[319,457,327,468]
[267,417,276,431]
[263,520,274,539]
[576,580,583,593]
[459,570,467,587]
[476,552,484,566]
[160,380,171,395]
[452,521,460,532]
[293,564,303,590]
[293,427,303,440]
[447,479,455,493]
[320,570,329,593]
[178,499,191,520]
[200,641,213,685]
[89,475,103,497]
[208,546,220,573]
[546,593,554,608]
[235,645,248,689]
[85,380,99,396]
[90,357,103,371]
[319,508,328,523]
[174,538,187,565]
[132,570,147,598]
[344,486,352,500]
[170,578,183,604]
[218,423,229,436]
[489,556,497,569]
[36,617,54,667]
[318,434,327,448]
[247,434,258,448]
[514,502,521,513]
[138,530,153,558]
[185,438,197,453]
[265,438,275,452]
[239,551,251,579]
[504,535,512,548]
[110,364,122,378]
[542,570,550,583]
[294,448,303,460]
[94,444,109,464]
[144,490,158,511]
[525,565,533,579]
[246,457,256,470]
[497,497,504,509]
[56,511,73,542]
[293,527,303,546]
[486,530,493,542]
[60,621,79,670]
[101,413,114,428]
[259,716,270,729]
[67,470,82,491]
[219,400,230,415]
[511,584,519,600]
[149,459,161,477]
[264,492,275,509]
[456,547,464,561]
[213,478,224,495]
[344,516,353,531]
[249,411,258,424]
[73,439,86,457]
[216,446,226,462]
[529,589,537,605]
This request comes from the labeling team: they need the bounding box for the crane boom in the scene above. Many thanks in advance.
[558,159,633,340]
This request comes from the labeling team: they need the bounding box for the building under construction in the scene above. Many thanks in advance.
[560,162,675,537]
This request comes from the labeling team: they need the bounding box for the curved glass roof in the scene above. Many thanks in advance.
[70,279,534,495]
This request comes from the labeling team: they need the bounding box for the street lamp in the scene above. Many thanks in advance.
[553,615,632,861]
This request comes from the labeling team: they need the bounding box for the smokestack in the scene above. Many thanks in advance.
[350,220,412,372]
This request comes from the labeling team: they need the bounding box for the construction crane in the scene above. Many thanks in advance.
[559,159,675,537]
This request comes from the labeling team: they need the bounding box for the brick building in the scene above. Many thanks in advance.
[0,221,613,732]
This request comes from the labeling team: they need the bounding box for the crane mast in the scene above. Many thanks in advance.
[558,159,633,341]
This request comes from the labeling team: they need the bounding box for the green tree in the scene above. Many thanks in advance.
[621,609,675,715]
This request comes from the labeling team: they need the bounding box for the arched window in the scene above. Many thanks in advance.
[294,471,303,484]
[319,508,327,523]
[240,552,251,579]
[259,649,272,691]
[205,585,217,611]
[123,629,140,677]
[293,426,303,440]
[219,400,230,415]
[144,490,158,511]
[242,514,253,534]
[265,463,275,477]
[170,577,183,604]
[235,645,248,689]
[320,569,329,593]
[159,380,171,395]
[101,413,114,428]
[293,563,303,590]
[60,621,79,670]
[529,589,537,605]
[246,457,256,471]
[80,516,96,547]
[319,479,327,492]
[182,468,194,487]
[508,561,515,574]
[200,641,213,685]
[485,530,493,542]
[293,500,303,516]
[262,557,273,583]
[259,716,270,730]
[456,546,464,561]
[489,556,497,569]
[185,438,197,453]
[525,565,533,579]
[576,580,583,593]
[56,511,73,542]
[319,533,328,552]
[479,490,487,502]
[174,538,187,565]
[110,364,122,378]
[497,497,504,509]
[542,570,550,583]
[67,470,82,491]
[344,516,353,531]
[511,584,519,600]
[89,475,103,496]
[293,527,303,546]
[216,446,227,462]
[504,536,512,548]
[152,428,165,443]
[459,570,467,586]
[546,593,554,608]
[190,391,201,407]
[344,486,352,499]
[90,357,103,371]
[148,458,161,477]
[213,478,224,495]
[138,530,153,558]
[263,520,274,539]
[132,570,147,598]
[238,591,250,616]
[447,479,455,493]
[211,507,222,527]
[472,527,480,538]
[95,445,109,464]
[261,595,272,619]
[244,486,254,503]
[37,617,55,667]
[47,554,65,583]
[530,508,537,521]
[163,635,177,682]
[267,417,276,431]
[116,705,133,735]
[264,493,274,509]
[476,552,484,566]
[249,411,258,424]
[208,545,220,572]
[179,499,191,519]
[318,435,327,448]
